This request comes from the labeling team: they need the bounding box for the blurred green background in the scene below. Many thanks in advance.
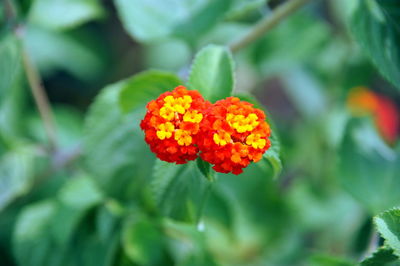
[1,0,400,265]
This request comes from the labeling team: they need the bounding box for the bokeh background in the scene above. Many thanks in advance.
[1,0,400,265]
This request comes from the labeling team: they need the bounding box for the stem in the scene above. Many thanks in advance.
[196,181,213,226]
[20,40,58,150]
[229,0,314,53]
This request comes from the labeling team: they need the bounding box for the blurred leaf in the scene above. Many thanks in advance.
[309,254,355,266]
[122,215,166,265]
[28,105,83,148]
[28,0,104,30]
[144,39,191,71]
[119,70,183,113]
[13,175,104,266]
[225,0,265,21]
[0,35,24,141]
[339,119,400,214]
[361,247,399,266]
[188,44,234,102]
[83,77,155,201]
[163,218,216,265]
[0,146,36,211]
[114,0,232,43]
[249,12,330,76]
[351,0,400,90]
[375,208,400,256]
[151,160,208,221]
[26,26,106,81]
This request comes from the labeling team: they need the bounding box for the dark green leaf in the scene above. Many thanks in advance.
[309,254,355,266]
[196,158,214,182]
[28,0,105,30]
[361,247,399,266]
[188,44,234,102]
[118,70,183,113]
[351,0,400,90]
[375,208,400,256]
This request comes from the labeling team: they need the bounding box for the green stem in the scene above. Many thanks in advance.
[229,0,314,53]
[196,181,213,226]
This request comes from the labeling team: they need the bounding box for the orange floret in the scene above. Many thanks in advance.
[347,87,399,144]
[197,97,271,175]
[140,86,211,164]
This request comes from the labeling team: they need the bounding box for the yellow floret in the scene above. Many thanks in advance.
[227,113,259,133]
[213,132,231,146]
[183,110,203,123]
[156,122,175,140]
[159,106,175,120]
[174,129,192,146]
[246,134,266,149]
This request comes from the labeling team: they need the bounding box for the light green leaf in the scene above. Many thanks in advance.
[339,119,400,214]
[0,146,36,211]
[118,70,183,113]
[375,208,400,257]
[309,254,355,266]
[225,0,266,21]
[351,0,400,90]
[189,44,234,102]
[361,246,399,266]
[28,0,105,30]
[83,76,155,200]
[151,160,208,221]
[114,0,232,43]
[122,216,165,265]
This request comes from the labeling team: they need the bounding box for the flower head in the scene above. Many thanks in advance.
[197,97,271,175]
[140,86,210,164]
[347,86,399,144]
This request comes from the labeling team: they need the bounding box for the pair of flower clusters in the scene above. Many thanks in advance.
[140,86,271,175]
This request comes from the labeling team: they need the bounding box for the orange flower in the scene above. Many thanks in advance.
[347,87,399,144]
[140,86,211,164]
[197,97,271,175]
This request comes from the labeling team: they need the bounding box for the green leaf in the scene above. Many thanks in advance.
[338,119,400,214]
[151,160,208,221]
[361,247,399,266]
[0,146,36,211]
[122,216,166,265]
[28,0,105,30]
[351,0,400,90]
[13,175,105,266]
[309,254,355,266]
[114,0,232,43]
[0,35,24,141]
[83,76,155,200]
[118,70,183,113]
[196,158,215,182]
[26,26,106,81]
[188,44,235,102]
[375,208,400,256]
[225,0,266,21]
[262,130,282,179]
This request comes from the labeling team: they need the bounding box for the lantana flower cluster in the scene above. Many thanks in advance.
[140,86,271,175]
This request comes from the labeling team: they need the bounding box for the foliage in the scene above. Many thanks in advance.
[1,0,400,265]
